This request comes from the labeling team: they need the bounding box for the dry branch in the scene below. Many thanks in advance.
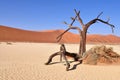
[56,27,82,42]
[74,9,84,27]
[96,12,103,19]
[85,18,115,33]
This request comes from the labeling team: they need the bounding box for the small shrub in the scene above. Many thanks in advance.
[83,45,120,65]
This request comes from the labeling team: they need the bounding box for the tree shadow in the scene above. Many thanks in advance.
[48,61,63,65]
[69,61,82,71]
[45,60,82,71]
[48,61,75,65]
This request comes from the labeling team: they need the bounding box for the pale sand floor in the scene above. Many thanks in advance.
[0,42,120,80]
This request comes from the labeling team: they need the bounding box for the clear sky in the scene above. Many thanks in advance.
[0,0,120,36]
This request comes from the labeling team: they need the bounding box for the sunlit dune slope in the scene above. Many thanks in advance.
[0,25,120,43]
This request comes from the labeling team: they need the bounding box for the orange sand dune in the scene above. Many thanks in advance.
[0,25,120,44]
[86,34,120,44]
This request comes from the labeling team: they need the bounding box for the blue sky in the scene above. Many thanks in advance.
[0,0,120,36]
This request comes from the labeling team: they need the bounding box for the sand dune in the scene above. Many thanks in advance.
[0,25,120,44]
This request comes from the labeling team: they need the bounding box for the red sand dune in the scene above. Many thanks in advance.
[0,25,120,44]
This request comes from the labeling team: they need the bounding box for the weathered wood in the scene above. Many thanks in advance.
[45,44,79,71]
[45,52,61,65]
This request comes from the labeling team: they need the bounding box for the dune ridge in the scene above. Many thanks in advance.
[0,25,120,44]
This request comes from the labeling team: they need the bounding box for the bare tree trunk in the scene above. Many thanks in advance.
[79,31,86,57]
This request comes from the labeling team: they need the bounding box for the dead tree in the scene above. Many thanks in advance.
[57,9,115,59]
[45,44,79,71]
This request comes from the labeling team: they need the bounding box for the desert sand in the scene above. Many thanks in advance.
[0,42,120,80]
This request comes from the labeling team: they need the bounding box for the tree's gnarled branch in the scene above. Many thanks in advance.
[85,18,115,33]
[57,10,82,42]
[97,19,115,33]
[85,12,115,33]
[56,28,71,42]
[63,11,79,28]
[74,9,84,27]
[96,12,103,19]
[56,27,82,42]
[69,15,78,27]
[85,12,103,28]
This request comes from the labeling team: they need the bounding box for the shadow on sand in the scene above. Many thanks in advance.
[69,61,82,71]
[47,61,82,71]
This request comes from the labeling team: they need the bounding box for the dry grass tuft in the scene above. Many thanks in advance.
[83,45,120,65]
